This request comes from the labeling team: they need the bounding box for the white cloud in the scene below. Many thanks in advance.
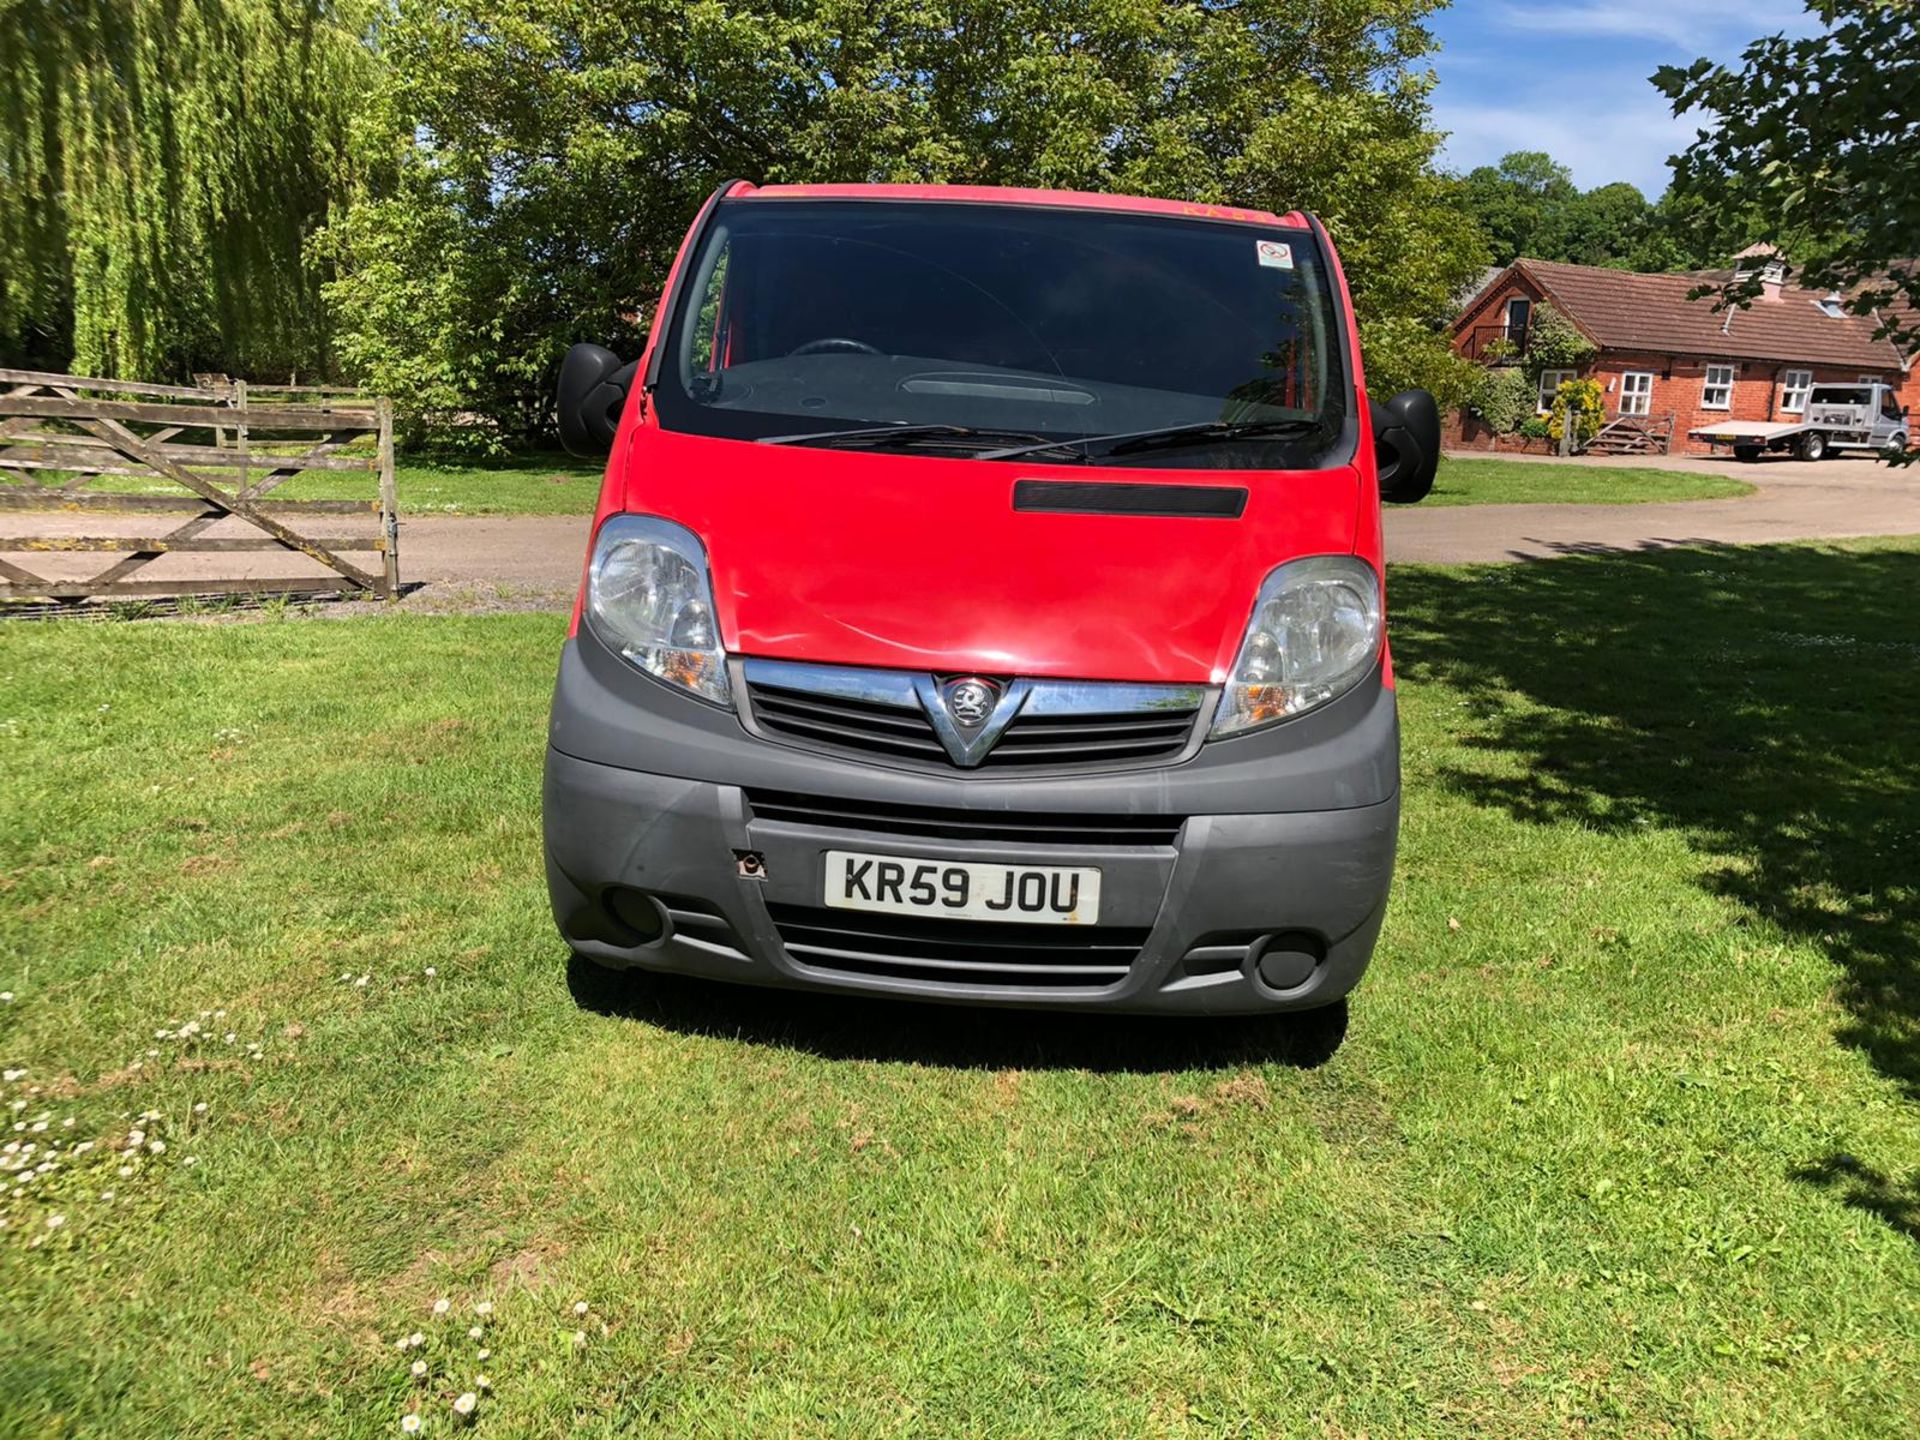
[1486,0,1811,52]
[1434,91,1710,194]
[1429,1,1826,193]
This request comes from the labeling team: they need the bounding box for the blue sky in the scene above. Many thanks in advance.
[1426,1,1823,195]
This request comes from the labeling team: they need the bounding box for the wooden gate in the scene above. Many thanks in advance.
[0,368,398,603]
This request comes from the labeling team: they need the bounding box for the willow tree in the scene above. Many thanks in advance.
[0,0,376,379]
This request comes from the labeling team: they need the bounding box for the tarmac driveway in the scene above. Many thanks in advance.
[362,451,1920,582]
[1386,450,1920,563]
[5,452,1918,597]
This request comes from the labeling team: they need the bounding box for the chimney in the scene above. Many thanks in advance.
[1733,243,1787,301]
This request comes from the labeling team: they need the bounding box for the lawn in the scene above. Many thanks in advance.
[2,540,1918,1437]
[249,454,604,517]
[31,453,607,518]
[1427,456,1754,506]
[28,453,1751,520]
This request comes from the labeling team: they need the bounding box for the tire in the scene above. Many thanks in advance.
[1800,431,1827,462]
[1734,445,1762,464]
[1887,433,1909,460]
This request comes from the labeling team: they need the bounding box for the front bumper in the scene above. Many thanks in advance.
[543,639,1400,1015]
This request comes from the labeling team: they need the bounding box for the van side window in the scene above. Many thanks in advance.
[688,242,732,374]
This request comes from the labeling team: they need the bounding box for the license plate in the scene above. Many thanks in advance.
[823,851,1101,924]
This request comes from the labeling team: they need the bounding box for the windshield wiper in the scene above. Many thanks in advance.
[756,423,1046,451]
[977,418,1321,463]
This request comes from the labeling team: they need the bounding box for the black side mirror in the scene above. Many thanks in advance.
[1371,388,1441,504]
[556,343,639,458]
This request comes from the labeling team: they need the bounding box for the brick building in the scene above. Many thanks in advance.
[1449,254,1915,456]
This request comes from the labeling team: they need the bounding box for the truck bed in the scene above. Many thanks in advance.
[1688,419,1809,443]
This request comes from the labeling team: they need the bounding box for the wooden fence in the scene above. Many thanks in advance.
[0,369,398,604]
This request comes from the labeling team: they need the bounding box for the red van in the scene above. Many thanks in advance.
[545,182,1438,1014]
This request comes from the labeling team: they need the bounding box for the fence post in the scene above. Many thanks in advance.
[233,379,251,491]
[377,398,400,599]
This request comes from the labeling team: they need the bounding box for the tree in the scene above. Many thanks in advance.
[1457,152,1659,271]
[1458,151,1578,266]
[320,0,1488,447]
[0,0,375,379]
[1654,0,1920,352]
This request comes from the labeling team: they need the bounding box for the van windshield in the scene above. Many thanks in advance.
[651,198,1353,470]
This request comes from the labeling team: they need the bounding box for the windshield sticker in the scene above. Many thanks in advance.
[1255,240,1293,270]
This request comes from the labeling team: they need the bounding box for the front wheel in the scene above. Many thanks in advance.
[1886,432,1909,460]
[1800,431,1827,462]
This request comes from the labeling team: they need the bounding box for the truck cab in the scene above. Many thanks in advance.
[543,182,1437,1015]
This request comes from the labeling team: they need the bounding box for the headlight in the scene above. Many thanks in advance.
[1211,555,1382,737]
[586,515,731,707]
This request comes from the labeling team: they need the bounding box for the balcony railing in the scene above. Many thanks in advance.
[1461,322,1531,363]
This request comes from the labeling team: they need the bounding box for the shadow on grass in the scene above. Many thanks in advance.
[1792,1154,1920,1244]
[566,953,1348,1074]
[1390,542,1920,1217]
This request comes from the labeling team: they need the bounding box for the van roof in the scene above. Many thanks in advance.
[729,182,1304,230]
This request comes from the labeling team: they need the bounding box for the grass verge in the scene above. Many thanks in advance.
[27,453,1755,522]
[1428,456,1755,506]
[1,540,1917,1437]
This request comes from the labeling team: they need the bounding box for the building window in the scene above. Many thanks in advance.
[1702,363,1735,410]
[1619,371,1654,416]
[1780,369,1812,413]
[1504,297,1532,340]
[1859,374,1880,386]
[1536,369,1575,413]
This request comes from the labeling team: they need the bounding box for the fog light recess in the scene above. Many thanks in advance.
[1252,931,1324,992]
[603,887,667,945]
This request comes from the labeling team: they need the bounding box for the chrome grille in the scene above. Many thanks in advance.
[979,707,1202,767]
[740,658,1207,772]
[744,676,947,764]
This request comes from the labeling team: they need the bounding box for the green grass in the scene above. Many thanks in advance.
[2,540,1918,1437]
[1429,456,1755,506]
[29,452,1754,522]
[255,452,605,516]
[32,453,606,517]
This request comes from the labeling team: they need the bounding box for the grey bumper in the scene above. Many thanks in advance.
[544,639,1400,1015]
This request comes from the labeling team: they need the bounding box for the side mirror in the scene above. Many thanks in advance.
[1371,388,1441,504]
[556,343,639,458]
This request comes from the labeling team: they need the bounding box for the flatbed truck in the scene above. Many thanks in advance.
[1690,382,1909,461]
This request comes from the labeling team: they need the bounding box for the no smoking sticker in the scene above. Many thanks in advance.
[1255,240,1293,269]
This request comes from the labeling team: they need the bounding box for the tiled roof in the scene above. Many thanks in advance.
[1492,258,1906,370]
